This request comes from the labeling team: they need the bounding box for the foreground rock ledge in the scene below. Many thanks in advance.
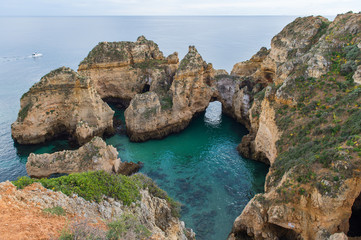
[11,67,114,145]
[26,137,141,178]
[0,179,195,240]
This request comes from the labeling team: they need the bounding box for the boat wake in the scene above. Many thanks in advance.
[0,53,43,63]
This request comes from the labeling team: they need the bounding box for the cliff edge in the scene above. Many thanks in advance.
[11,67,114,145]
[228,12,361,240]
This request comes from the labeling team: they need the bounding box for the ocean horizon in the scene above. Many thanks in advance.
[1,15,297,239]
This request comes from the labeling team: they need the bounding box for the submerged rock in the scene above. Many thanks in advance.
[26,137,122,178]
[11,67,114,145]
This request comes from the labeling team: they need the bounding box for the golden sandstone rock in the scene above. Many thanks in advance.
[11,67,114,145]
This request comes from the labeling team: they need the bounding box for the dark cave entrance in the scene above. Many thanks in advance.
[142,83,150,93]
[348,191,361,237]
[263,71,274,82]
[269,224,302,240]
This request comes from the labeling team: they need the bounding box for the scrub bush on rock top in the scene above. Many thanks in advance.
[229,12,361,240]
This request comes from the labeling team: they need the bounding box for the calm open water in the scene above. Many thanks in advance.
[0,16,296,239]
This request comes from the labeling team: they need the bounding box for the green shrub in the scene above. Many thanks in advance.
[43,206,66,216]
[13,171,140,205]
[18,102,32,122]
[340,61,357,75]
[344,45,361,61]
[107,214,151,240]
[58,219,107,240]
[13,171,181,218]
[133,174,181,218]
[58,215,150,240]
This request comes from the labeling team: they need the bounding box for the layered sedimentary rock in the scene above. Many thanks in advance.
[125,46,214,141]
[0,180,194,240]
[229,12,361,240]
[11,67,114,145]
[78,36,179,106]
[26,137,119,178]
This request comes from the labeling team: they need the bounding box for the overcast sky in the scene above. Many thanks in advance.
[0,0,359,16]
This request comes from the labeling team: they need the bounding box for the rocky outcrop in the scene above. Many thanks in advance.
[125,46,214,141]
[26,137,118,178]
[231,46,271,84]
[267,16,330,84]
[0,179,194,240]
[11,67,114,145]
[229,12,361,240]
[354,65,361,84]
[26,137,143,178]
[229,177,361,240]
[78,36,179,106]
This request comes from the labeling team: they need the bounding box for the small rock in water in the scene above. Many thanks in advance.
[117,161,143,176]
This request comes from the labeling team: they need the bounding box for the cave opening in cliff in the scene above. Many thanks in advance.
[269,224,302,240]
[142,84,150,93]
[264,71,274,82]
[204,100,222,125]
[347,191,361,237]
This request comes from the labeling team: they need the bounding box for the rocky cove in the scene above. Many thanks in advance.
[2,12,361,240]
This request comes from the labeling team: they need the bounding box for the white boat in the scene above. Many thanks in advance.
[32,52,43,58]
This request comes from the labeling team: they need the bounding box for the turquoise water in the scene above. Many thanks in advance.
[0,16,296,239]
[107,102,268,240]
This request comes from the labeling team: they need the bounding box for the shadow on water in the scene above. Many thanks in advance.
[13,137,77,163]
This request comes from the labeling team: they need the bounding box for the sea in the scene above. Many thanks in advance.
[0,16,298,240]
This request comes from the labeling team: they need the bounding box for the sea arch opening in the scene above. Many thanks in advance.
[204,100,222,125]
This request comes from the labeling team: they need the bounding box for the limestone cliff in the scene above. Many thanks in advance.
[125,46,214,141]
[78,36,179,106]
[11,67,114,145]
[26,137,120,178]
[1,174,195,240]
[229,12,361,239]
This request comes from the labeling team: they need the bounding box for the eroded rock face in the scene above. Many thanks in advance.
[0,180,194,240]
[229,177,361,240]
[125,46,214,141]
[26,137,120,178]
[229,12,361,240]
[11,67,114,145]
[78,36,179,106]
[231,47,271,83]
[253,98,280,165]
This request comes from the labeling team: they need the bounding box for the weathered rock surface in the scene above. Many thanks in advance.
[125,46,214,141]
[229,177,361,240]
[229,12,361,240]
[26,137,120,178]
[0,180,194,240]
[11,67,114,145]
[354,65,361,84]
[78,36,179,106]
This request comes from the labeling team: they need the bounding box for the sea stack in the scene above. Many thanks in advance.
[11,67,114,145]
